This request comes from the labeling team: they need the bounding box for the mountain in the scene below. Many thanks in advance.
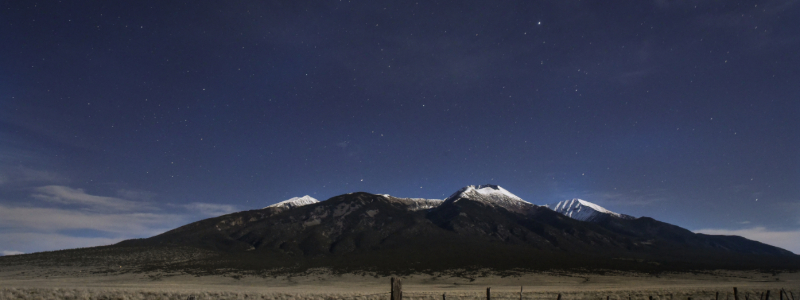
[443,184,532,214]
[546,198,634,222]
[2,185,797,275]
[380,195,443,211]
[265,195,319,209]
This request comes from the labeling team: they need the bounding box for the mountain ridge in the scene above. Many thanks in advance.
[2,184,797,275]
[266,195,319,209]
[547,198,635,222]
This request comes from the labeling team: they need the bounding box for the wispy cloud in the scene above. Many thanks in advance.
[0,185,231,254]
[0,204,182,236]
[0,203,186,253]
[0,166,65,187]
[31,185,155,212]
[695,227,800,255]
[116,189,156,201]
[1,250,24,256]
[183,202,238,217]
[0,232,125,255]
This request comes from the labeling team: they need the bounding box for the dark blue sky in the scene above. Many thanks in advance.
[1,0,799,255]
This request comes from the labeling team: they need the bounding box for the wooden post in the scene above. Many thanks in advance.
[717,292,720,300]
[557,294,562,300]
[520,286,523,300]
[766,290,771,300]
[650,296,654,300]
[443,293,446,300]
[780,290,784,300]
[487,288,491,300]
[391,277,402,300]
[736,288,740,300]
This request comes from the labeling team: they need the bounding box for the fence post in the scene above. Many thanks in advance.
[767,290,771,300]
[780,290,784,300]
[557,293,562,300]
[520,286,523,300]
[391,277,402,300]
[736,288,740,300]
[717,292,720,300]
[443,293,446,300]
[487,288,491,300]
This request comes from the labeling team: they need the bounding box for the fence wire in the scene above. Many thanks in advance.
[392,289,799,300]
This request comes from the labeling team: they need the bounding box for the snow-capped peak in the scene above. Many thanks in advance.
[445,184,531,210]
[546,198,633,222]
[265,195,319,209]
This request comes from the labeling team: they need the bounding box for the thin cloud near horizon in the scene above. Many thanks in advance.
[0,185,243,256]
[695,227,800,255]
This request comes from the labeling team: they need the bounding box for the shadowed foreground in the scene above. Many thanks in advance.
[0,268,798,300]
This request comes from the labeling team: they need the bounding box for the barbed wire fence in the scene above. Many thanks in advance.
[179,279,798,300]
[380,278,797,300]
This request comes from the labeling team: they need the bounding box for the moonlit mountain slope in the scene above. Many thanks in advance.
[265,195,319,209]
[546,198,635,222]
[444,184,533,214]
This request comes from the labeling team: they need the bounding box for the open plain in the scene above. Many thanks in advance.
[1,265,797,300]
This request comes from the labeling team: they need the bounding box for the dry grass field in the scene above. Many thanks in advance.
[0,265,797,300]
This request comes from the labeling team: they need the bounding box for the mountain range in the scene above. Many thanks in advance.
[2,184,797,275]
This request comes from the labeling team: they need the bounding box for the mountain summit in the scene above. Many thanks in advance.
[547,198,634,222]
[444,184,531,213]
[265,195,319,209]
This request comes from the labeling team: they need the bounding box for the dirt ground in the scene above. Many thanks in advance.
[0,265,798,300]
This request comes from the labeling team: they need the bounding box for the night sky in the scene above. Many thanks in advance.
[1,1,799,255]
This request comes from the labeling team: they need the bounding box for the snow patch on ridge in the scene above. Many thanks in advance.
[266,195,319,209]
[446,184,528,203]
[381,194,443,211]
[444,185,532,212]
[546,198,634,222]
[401,198,443,211]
